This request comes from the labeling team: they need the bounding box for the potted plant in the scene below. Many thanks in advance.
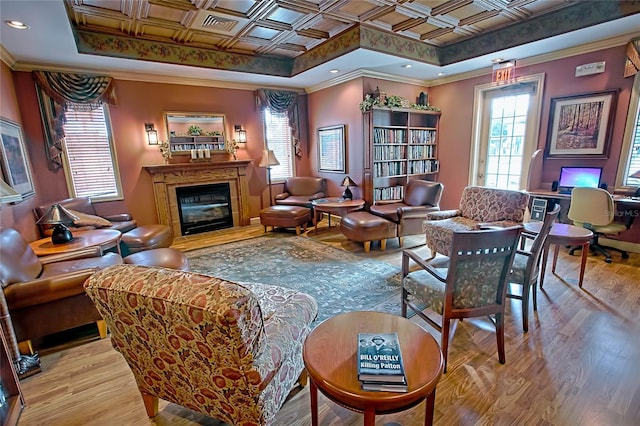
[188,125,202,136]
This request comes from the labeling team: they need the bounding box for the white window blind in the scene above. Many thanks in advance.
[62,105,122,199]
[263,109,294,181]
[624,101,640,185]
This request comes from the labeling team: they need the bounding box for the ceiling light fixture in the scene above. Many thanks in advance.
[5,20,29,30]
[329,69,339,74]
[402,64,412,69]
[437,72,447,76]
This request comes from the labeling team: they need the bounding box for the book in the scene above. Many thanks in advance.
[357,332,406,385]
[360,382,408,393]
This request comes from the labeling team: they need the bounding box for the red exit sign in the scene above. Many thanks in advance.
[493,60,516,83]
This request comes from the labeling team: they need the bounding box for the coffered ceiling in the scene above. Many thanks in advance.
[1,1,640,90]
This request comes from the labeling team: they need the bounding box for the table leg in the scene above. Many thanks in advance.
[551,243,560,274]
[578,242,589,288]
[363,408,375,426]
[424,389,437,426]
[539,240,550,289]
[310,379,318,426]
[327,213,332,228]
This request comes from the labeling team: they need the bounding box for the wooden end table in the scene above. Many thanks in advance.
[523,222,593,288]
[303,311,443,425]
[29,229,122,257]
[311,198,364,234]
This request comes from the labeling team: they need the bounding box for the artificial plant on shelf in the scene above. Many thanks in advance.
[226,139,239,160]
[359,92,440,112]
[159,140,172,164]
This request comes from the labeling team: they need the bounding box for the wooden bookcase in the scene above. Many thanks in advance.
[363,107,441,206]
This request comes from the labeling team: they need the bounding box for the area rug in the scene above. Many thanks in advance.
[185,235,403,325]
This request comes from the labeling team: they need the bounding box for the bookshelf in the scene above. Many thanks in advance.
[168,135,226,153]
[363,107,441,206]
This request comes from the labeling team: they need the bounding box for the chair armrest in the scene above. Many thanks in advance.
[402,249,446,283]
[425,209,460,220]
[274,192,290,201]
[39,247,103,264]
[308,192,325,201]
[102,213,133,222]
[4,269,98,309]
[396,206,434,219]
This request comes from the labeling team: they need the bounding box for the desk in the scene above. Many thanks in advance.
[303,311,443,426]
[29,229,122,257]
[311,198,364,233]
[523,222,593,288]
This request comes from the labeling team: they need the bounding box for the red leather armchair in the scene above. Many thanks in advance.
[275,177,326,207]
[369,180,444,246]
[0,227,122,354]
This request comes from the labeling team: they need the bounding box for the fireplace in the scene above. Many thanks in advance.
[176,183,233,235]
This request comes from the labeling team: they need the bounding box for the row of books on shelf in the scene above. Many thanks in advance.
[408,159,439,174]
[357,332,407,392]
[374,186,404,201]
[374,162,406,177]
[408,145,435,158]
[373,128,406,143]
[410,129,437,144]
[373,145,406,160]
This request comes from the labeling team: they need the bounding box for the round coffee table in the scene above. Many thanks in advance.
[303,311,443,425]
[29,229,122,256]
[523,222,593,288]
[311,198,364,234]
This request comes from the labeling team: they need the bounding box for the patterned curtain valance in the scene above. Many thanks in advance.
[624,38,640,78]
[256,89,298,113]
[33,71,117,110]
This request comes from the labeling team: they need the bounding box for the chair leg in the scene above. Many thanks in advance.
[398,236,404,247]
[141,391,159,417]
[97,319,107,339]
[495,312,506,364]
[521,283,530,333]
[401,289,408,318]
[363,241,371,253]
[380,239,387,251]
[441,319,450,373]
[298,368,308,387]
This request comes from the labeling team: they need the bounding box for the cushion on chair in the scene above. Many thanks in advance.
[68,210,113,228]
[121,224,173,254]
[124,248,190,271]
[340,211,397,243]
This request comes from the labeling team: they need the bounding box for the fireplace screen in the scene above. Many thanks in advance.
[176,183,233,235]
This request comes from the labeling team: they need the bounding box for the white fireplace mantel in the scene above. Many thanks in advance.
[143,160,251,237]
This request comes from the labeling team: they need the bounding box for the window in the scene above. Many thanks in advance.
[618,72,640,187]
[263,108,294,181]
[62,105,123,200]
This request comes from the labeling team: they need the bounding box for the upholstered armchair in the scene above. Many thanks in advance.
[422,186,529,257]
[369,180,443,246]
[34,196,137,236]
[84,264,318,425]
[0,227,122,355]
[274,177,326,207]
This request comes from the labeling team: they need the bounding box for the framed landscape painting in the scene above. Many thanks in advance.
[0,118,35,200]
[318,124,346,173]
[545,90,617,158]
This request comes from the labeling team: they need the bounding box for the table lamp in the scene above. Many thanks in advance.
[259,149,280,206]
[341,176,357,200]
[36,203,79,244]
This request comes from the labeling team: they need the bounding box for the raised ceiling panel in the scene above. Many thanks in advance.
[248,26,281,41]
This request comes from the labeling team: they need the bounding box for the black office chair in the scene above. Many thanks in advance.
[567,188,629,263]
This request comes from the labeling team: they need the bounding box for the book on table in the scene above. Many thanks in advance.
[357,332,407,392]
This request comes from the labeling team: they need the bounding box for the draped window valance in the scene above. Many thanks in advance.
[624,38,640,78]
[257,89,304,157]
[34,70,117,171]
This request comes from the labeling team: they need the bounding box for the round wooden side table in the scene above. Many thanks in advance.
[29,229,122,257]
[303,311,443,425]
[311,198,364,233]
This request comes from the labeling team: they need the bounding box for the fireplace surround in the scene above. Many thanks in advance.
[143,161,251,238]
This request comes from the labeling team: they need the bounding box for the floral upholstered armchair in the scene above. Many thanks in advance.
[422,186,529,257]
[84,264,318,426]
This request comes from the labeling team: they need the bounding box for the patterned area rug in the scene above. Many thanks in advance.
[185,235,403,325]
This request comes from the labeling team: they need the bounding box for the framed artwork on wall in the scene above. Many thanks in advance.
[0,117,35,200]
[545,90,617,158]
[317,124,346,173]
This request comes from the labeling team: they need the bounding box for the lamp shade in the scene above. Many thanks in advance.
[36,204,80,244]
[0,178,21,204]
[341,176,357,187]
[258,149,280,167]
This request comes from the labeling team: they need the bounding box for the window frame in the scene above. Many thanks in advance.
[616,72,640,188]
[262,108,295,182]
[61,104,124,202]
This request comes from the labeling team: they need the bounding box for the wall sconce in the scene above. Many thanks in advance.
[234,125,247,143]
[145,123,158,145]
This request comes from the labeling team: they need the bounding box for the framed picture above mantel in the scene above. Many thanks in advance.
[545,90,617,159]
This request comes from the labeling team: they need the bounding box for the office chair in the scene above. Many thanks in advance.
[567,187,629,263]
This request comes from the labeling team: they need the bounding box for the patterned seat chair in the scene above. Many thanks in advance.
[422,186,529,257]
[84,264,318,426]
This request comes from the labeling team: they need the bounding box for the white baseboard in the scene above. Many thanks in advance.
[600,237,640,254]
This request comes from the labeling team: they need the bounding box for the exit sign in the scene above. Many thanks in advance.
[493,60,516,83]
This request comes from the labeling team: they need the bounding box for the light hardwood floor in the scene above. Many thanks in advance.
[17,222,640,425]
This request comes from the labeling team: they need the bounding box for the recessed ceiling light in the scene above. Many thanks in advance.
[5,20,29,30]
[402,64,412,69]
[437,72,447,76]
[329,69,339,74]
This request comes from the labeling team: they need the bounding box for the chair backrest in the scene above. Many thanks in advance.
[0,227,43,287]
[283,177,326,196]
[84,264,267,423]
[404,180,443,207]
[445,226,522,314]
[458,186,529,223]
[526,203,561,280]
[568,187,615,227]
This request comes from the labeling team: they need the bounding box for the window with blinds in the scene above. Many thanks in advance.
[62,105,123,200]
[263,108,294,182]
[624,100,640,186]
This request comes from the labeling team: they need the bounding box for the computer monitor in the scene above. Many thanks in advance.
[557,167,602,193]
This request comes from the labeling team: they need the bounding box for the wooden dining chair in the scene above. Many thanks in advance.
[401,226,522,372]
